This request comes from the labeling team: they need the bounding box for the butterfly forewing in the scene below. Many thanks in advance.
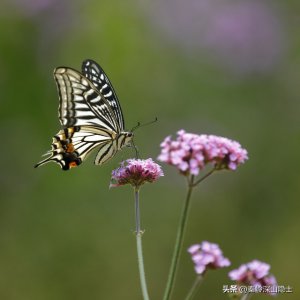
[82,59,125,131]
[54,67,117,132]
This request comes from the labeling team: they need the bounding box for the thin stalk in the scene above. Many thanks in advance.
[135,188,141,234]
[240,293,251,300]
[135,188,150,300]
[163,175,195,300]
[184,276,203,300]
[192,168,215,187]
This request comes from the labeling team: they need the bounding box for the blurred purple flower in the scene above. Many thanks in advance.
[3,0,77,67]
[110,158,163,188]
[205,2,285,74]
[158,130,248,176]
[141,0,285,74]
[229,260,270,282]
[229,260,277,296]
[261,275,278,296]
[188,241,230,275]
[8,0,60,16]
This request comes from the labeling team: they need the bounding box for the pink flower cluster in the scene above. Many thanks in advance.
[110,158,163,188]
[158,130,248,176]
[229,260,277,296]
[188,241,231,275]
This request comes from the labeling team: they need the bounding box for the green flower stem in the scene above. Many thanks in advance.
[135,188,141,234]
[135,188,150,300]
[163,175,195,300]
[240,293,251,300]
[192,168,215,187]
[184,276,203,300]
[163,170,215,300]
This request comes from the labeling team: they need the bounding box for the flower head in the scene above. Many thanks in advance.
[229,260,277,296]
[110,158,163,188]
[158,130,248,176]
[188,241,231,275]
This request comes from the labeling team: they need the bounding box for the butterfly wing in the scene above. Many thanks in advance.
[54,67,119,133]
[34,126,116,170]
[35,60,132,170]
[82,59,125,131]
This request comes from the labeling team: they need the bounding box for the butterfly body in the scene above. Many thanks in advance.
[35,60,133,170]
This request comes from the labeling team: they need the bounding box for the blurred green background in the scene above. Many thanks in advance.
[0,0,299,299]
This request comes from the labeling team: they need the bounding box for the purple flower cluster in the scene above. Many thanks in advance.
[188,241,231,275]
[158,130,248,176]
[110,158,163,188]
[229,260,277,295]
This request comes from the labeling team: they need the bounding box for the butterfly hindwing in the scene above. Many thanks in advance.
[34,126,118,170]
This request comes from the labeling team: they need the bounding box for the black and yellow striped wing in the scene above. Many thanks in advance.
[82,59,125,131]
[55,66,120,133]
[35,60,133,170]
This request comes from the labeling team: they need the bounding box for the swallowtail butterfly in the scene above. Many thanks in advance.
[35,59,133,171]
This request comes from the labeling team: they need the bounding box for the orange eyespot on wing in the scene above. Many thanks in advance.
[69,161,78,168]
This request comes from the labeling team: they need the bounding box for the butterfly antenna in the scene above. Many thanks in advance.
[129,117,157,158]
[131,117,158,132]
[131,122,141,132]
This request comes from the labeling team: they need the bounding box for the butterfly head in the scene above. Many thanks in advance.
[121,131,134,148]
[120,131,140,159]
